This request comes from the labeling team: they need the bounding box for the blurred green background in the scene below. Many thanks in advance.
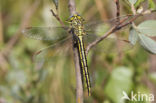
[0,0,156,103]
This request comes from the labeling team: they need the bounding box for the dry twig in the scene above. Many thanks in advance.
[86,12,144,54]
[68,0,84,103]
[48,1,83,102]
[114,0,120,22]
[50,9,65,26]
[0,13,3,43]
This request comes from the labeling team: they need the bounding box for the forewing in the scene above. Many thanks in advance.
[83,14,135,53]
[22,26,69,41]
[84,14,134,34]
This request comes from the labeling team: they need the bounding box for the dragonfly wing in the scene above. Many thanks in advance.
[83,14,135,53]
[84,14,134,34]
[93,38,133,53]
[84,33,133,53]
[33,36,72,66]
[22,26,69,41]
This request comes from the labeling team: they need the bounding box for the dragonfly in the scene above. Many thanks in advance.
[22,13,135,96]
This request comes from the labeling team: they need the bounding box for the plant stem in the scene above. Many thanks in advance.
[68,0,84,103]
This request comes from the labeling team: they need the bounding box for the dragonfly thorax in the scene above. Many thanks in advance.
[66,14,86,36]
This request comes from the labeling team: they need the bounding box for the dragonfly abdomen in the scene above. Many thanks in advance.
[77,36,91,96]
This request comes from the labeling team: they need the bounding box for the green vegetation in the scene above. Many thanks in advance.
[0,0,156,103]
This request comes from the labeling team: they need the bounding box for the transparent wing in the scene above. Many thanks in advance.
[33,36,72,68]
[94,37,133,53]
[83,33,133,54]
[22,26,69,41]
[83,14,135,53]
[84,14,134,34]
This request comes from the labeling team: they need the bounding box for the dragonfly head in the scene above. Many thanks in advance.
[66,14,85,24]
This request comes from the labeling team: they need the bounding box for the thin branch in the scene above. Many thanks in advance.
[86,13,143,54]
[114,0,123,62]
[86,10,156,54]
[50,0,83,102]
[68,0,84,103]
[117,14,142,29]
[86,26,115,54]
[0,12,3,43]
[73,45,84,103]
[131,3,136,15]
[50,9,65,26]
[114,0,120,22]
[68,0,77,15]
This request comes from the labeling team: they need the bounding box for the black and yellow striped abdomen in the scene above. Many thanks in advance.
[77,36,91,96]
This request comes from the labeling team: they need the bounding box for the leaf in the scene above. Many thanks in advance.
[129,27,139,45]
[128,0,138,4]
[105,67,133,103]
[138,34,156,54]
[138,20,156,36]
